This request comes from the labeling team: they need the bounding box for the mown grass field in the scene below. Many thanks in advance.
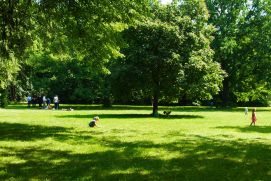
[1,104,271,180]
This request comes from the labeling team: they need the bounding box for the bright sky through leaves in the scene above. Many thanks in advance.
[160,0,172,4]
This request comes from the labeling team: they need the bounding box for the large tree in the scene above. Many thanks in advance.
[111,1,225,116]
[111,21,185,116]
[0,0,34,89]
[1,0,150,103]
[233,0,271,104]
[206,0,271,105]
[0,0,36,105]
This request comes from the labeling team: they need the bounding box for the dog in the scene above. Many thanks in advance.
[163,110,171,117]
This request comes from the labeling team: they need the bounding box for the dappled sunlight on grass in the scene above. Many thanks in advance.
[1,105,271,180]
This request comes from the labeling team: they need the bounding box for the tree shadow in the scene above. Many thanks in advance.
[6,104,271,114]
[6,104,153,111]
[56,113,204,120]
[170,106,271,113]
[159,114,204,119]
[1,133,271,180]
[0,122,93,141]
[215,126,271,133]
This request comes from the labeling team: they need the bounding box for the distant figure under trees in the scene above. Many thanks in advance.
[244,107,248,116]
[26,95,32,108]
[53,95,59,110]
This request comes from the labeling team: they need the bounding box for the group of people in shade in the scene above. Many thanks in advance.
[245,107,257,126]
[27,95,59,110]
[27,94,99,127]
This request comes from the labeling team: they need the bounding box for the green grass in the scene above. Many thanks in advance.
[1,105,271,180]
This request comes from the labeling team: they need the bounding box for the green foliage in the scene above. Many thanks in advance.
[233,0,271,104]
[25,52,104,103]
[206,0,271,105]
[0,89,9,108]
[0,0,34,89]
[0,0,151,102]
[0,56,19,89]
[111,1,225,114]
[1,0,270,107]
[111,20,184,98]
[34,0,149,74]
[1,0,150,102]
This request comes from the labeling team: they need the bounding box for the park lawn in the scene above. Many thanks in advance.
[0,105,271,180]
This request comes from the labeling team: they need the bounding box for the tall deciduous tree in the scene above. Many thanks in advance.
[0,0,34,89]
[206,0,271,105]
[111,1,225,116]
[0,0,35,106]
[112,21,184,116]
[1,0,150,103]
[234,0,271,104]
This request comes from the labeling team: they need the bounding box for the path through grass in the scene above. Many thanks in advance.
[1,105,271,180]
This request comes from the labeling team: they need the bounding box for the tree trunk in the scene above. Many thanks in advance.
[9,84,16,101]
[102,97,112,108]
[152,94,159,117]
[221,78,230,106]
[178,94,191,106]
[0,88,9,108]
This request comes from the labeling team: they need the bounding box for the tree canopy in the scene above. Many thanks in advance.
[1,0,270,110]
[110,2,225,115]
[206,0,271,105]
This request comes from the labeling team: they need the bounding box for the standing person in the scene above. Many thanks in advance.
[244,107,248,116]
[42,95,47,109]
[26,95,32,108]
[38,95,43,108]
[53,95,59,110]
[46,97,51,109]
[250,108,257,126]
[89,116,100,127]
[32,95,37,107]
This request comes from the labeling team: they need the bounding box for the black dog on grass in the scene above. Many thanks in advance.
[163,110,171,117]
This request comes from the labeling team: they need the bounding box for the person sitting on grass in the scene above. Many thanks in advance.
[250,108,256,126]
[89,116,100,128]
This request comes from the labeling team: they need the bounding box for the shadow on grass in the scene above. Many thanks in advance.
[171,106,271,112]
[6,104,153,111]
[1,132,271,180]
[56,113,204,120]
[6,104,271,113]
[0,122,95,141]
[215,125,271,133]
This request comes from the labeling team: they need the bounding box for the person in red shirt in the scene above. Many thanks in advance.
[250,108,256,126]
